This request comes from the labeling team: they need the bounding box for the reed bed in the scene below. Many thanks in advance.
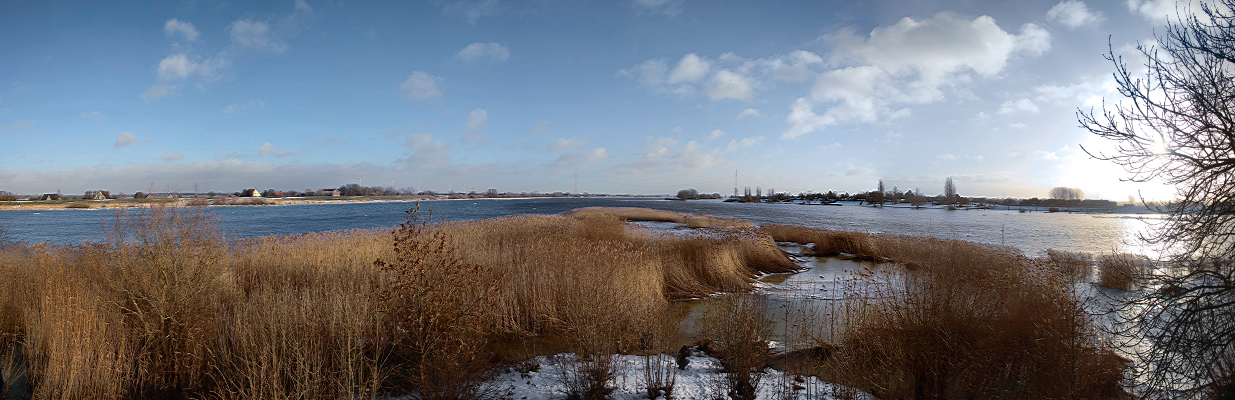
[758,223,877,257]
[1046,248,1095,282]
[0,205,797,399]
[1097,253,1152,291]
[759,226,1128,399]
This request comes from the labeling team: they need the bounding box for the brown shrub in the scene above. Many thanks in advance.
[833,236,1125,399]
[1097,253,1152,291]
[1046,249,1094,282]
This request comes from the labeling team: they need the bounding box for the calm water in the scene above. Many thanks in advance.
[0,198,1162,256]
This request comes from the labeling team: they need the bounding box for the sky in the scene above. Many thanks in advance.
[0,0,1191,199]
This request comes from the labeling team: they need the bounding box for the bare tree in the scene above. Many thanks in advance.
[943,177,957,205]
[1048,186,1086,201]
[1079,1,1235,398]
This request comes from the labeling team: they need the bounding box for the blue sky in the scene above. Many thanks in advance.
[0,0,1187,199]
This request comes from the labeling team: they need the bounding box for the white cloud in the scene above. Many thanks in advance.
[164,19,199,41]
[401,71,443,100]
[115,131,137,147]
[935,153,957,163]
[5,120,35,132]
[161,151,184,161]
[623,51,823,101]
[768,50,825,82]
[222,99,266,114]
[258,142,295,157]
[1127,0,1176,23]
[455,42,510,64]
[546,137,587,152]
[228,19,287,53]
[784,13,1049,138]
[882,131,903,145]
[706,70,754,100]
[736,108,761,119]
[79,111,107,123]
[724,136,763,152]
[467,108,488,130]
[616,137,721,174]
[618,58,669,87]
[295,0,312,13]
[667,53,711,84]
[1033,77,1116,108]
[405,133,434,148]
[1034,150,1059,160]
[1047,1,1105,28]
[139,84,177,102]
[708,129,725,139]
[157,53,216,80]
[998,98,1040,114]
[633,0,683,16]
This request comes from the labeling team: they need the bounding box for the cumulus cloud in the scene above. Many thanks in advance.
[401,71,444,100]
[5,120,35,132]
[724,136,763,152]
[455,42,510,64]
[998,98,1040,114]
[164,19,199,41]
[161,151,185,161]
[1033,76,1116,108]
[1047,1,1105,28]
[783,13,1049,138]
[228,19,287,52]
[708,129,725,139]
[706,69,754,100]
[668,53,710,84]
[736,108,761,119]
[633,0,683,16]
[1127,0,1177,23]
[621,51,823,101]
[546,137,587,152]
[157,53,217,80]
[258,142,295,157]
[467,108,487,130]
[115,131,137,147]
[222,99,266,114]
[615,137,722,174]
[140,84,177,102]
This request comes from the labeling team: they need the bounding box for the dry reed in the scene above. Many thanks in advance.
[1097,253,1152,291]
[1046,248,1095,282]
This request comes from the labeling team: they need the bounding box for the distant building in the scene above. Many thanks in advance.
[319,189,341,196]
[85,190,111,200]
[40,193,61,201]
[240,188,262,197]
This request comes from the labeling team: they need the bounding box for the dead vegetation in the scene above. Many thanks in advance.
[0,205,1131,399]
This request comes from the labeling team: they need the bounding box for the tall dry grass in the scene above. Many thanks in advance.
[1097,253,1152,291]
[0,205,796,399]
[760,225,1128,399]
[758,223,876,258]
[1046,248,1095,282]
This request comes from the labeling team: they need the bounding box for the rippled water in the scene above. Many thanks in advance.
[0,197,1163,256]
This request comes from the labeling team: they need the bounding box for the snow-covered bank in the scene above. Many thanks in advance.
[484,352,871,400]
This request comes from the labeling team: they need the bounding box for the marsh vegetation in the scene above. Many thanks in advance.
[0,205,1136,399]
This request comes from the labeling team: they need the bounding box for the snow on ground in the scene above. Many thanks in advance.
[485,351,871,400]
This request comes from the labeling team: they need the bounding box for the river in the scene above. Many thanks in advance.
[0,197,1162,257]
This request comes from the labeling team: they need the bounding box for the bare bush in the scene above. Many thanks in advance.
[1097,253,1152,291]
[1046,249,1094,282]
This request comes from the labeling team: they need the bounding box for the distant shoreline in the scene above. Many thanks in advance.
[0,195,660,211]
